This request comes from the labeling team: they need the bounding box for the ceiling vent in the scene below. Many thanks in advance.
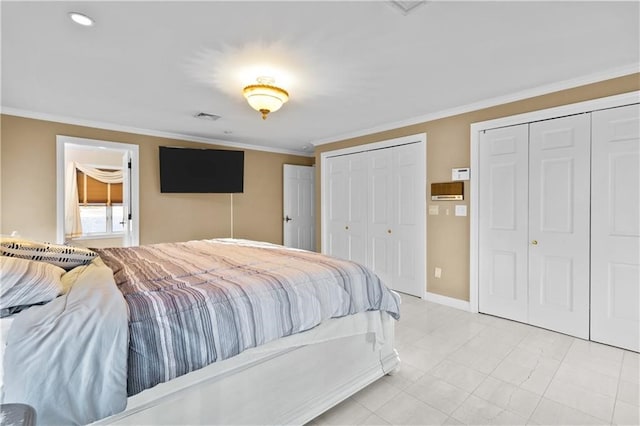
[194,112,221,121]
[388,1,427,15]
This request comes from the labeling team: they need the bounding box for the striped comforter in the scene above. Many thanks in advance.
[95,239,400,396]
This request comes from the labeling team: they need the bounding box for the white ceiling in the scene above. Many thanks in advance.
[2,1,638,155]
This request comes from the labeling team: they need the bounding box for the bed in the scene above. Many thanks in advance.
[1,238,401,425]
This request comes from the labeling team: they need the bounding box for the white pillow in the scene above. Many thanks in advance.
[0,257,66,311]
[0,237,97,270]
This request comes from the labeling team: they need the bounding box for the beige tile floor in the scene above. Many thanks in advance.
[309,295,640,425]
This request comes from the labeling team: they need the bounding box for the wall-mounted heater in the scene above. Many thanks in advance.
[431,182,464,201]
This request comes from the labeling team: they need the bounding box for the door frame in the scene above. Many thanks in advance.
[470,90,640,313]
[320,133,427,297]
[56,135,140,246]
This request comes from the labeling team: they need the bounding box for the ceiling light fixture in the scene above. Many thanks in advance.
[69,12,95,26]
[242,77,289,120]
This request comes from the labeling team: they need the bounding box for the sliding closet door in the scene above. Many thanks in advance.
[478,124,529,323]
[528,114,591,339]
[591,104,640,352]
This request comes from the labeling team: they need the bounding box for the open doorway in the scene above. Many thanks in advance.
[56,136,139,247]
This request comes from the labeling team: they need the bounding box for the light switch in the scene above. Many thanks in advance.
[428,205,439,215]
[455,205,467,216]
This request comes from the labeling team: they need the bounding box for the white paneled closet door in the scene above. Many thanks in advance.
[528,114,591,339]
[479,116,591,338]
[591,104,640,352]
[392,143,425,297]
[368,143,424,297]
[325,140,425,298]
[326,153,368,265]
[369,149,393,288]
[478,124,529,323]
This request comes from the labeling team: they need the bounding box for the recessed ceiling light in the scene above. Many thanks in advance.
[69,12,95,27]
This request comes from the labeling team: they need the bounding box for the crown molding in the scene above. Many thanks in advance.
[0,107,314,157]
[311,63,640,147]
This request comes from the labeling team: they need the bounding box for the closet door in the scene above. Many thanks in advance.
[368,149,393,287]
[326,154,368,265]
[368,143,424,297]
[528,114,591,339]
[591,104,640,351]
[478,124,529,322]
[391,143,424,297]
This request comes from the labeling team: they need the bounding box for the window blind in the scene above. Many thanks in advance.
[77,170,123,205]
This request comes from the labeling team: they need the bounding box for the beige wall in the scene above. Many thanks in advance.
[315,73,640,302]
[0,115,314,245]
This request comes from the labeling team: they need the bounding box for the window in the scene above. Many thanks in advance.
[77,169,124,236]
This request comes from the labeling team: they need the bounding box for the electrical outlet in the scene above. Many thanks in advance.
[434,267,442,278]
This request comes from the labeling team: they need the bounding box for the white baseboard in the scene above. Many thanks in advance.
[424,291,471,312]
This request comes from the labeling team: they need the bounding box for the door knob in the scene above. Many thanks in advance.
[285,215,292,222]
[531,240,538,245]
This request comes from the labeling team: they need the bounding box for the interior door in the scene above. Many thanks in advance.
[326,153,367,264]
[283,164,315,251]
[478,124,529,323]
[528,114,591,339]
[591,103,640,351]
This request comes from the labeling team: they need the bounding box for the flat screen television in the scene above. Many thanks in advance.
[159,146,244,193]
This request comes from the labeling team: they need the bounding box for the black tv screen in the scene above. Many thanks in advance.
[159,146,244,193]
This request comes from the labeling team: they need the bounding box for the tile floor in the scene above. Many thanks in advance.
[309,295,640,425]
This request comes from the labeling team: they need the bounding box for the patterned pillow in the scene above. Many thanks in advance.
[0,257,66,312]
[0,237,97,270]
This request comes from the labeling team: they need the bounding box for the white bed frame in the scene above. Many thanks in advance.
[98,315,399,425]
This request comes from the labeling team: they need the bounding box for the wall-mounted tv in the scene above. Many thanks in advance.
[159,146,244,193]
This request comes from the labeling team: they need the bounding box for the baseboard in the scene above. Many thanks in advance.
[424,291,471,312]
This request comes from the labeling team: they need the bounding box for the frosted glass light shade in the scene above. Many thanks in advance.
[243,83,289,120]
